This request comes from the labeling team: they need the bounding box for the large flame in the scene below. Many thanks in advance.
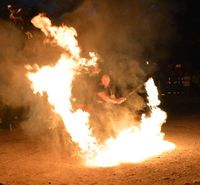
[26,14,175,167]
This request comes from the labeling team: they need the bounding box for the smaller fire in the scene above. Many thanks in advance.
[85,78,175,167]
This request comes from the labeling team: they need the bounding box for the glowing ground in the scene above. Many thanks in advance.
[1,114,200,185]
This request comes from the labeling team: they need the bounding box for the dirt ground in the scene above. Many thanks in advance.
[1,97,200,185]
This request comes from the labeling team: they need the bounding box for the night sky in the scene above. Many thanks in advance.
[171,1,200,65]
[0,0,199,66]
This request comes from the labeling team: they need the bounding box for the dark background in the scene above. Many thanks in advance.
[0,0,199,66]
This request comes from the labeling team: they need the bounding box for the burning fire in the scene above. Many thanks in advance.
[26,14,175,167]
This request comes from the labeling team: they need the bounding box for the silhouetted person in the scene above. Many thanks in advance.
[182,72,191,96]
[89,74,126,141]
[97,74,126,104]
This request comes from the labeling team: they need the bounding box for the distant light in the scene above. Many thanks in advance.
[146,61,149,65]
[175,64,181,68]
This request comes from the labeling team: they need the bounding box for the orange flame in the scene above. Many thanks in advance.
[86,78,175,167]
[26,14,175,167]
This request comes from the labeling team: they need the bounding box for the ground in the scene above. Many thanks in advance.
[0,96,200,185]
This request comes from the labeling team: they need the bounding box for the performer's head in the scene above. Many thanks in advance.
[101,74,110,88]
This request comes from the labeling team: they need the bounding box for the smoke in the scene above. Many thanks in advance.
[62,0,177,61]
[0,21,53,135]
[60,0,178,141]
[61,0,179,95]
[0,21,62,105]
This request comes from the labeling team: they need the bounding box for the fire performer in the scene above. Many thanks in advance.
[97,74,126,104]
[72,74,126,112]
[88,74,127,141]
